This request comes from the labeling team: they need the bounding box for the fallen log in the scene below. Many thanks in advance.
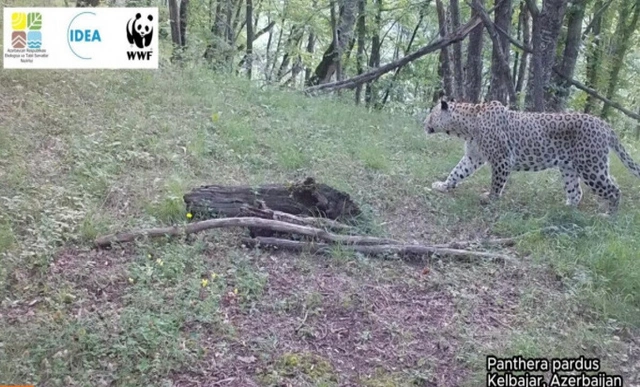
[183,177,361,222]
[242,237,513,262]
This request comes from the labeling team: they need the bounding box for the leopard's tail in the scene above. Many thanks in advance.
[609,132,640,179]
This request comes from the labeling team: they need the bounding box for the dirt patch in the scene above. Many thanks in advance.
[171,247,531,386]
[49,247,132,313]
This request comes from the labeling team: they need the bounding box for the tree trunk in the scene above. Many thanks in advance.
[450,0,464,98]
[179,0,189,47]
[600,0,640,119]
[225,0,234,46]
[547,0,586,111]
[365,0,382,107]
[305,29,316,83]
[355,0,366,104]
[169,0,182,47]
[488,0,512,104]
[204,0,228,63]
[331,1,342,82]
[464,0,484,102]
[264,17,274,80]
[307,0,358,86]
[436,0,454,98]
[515,3,530,98]
[245,0,253,78]
[524,0,569,111]
[583,0,605,113]
[268,22,285,81]
[277,26,304,82]
[512,2,522,88]
[231,0,245,45]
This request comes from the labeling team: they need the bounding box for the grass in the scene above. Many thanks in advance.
[1,59,640,385]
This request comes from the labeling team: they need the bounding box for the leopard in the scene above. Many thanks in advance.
[423,99,640,214]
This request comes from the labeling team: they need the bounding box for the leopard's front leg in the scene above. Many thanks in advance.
[485,159,512,201]
[432,141,486,192]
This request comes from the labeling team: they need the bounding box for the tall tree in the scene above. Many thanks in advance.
[488,0,513,104]
[365,0,382,107]
[464,0,484,102]
[355,0,367,104]
[583,0,607,113]
[548,0,587,111]
[277,26,305,81]
[245,0,253,79]
[179,0,189,47]
[307,0,359,86]
[515,3,530,98]
[204,0,231,64]
[449,0,464,98]
[435,0,454,98]
[600,0,640,119]
[524,0,569,111]
[169,0,182,48]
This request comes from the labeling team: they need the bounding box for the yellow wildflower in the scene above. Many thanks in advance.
[201,278,209,287]
[186,212,193,219]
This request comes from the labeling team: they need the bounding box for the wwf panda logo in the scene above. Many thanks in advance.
[126,13,154,49]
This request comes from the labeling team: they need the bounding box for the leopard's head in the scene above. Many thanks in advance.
[424,99,455,135]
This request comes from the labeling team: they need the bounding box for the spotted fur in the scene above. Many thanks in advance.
[423,99,640,214]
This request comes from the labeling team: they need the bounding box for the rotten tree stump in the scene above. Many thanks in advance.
[183,177,361,223]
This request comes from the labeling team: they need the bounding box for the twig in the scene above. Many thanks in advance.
[295,310,309,333]
[239,206,357,233]
[94,217,401,248]
[242,237,514,262]
[431,227,558,249]
[431,237,516,249]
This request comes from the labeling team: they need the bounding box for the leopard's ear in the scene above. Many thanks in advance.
[441,100,449,111]
[449,97,455,102]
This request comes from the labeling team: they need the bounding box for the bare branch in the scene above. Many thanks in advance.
[495,23,532,53]
[554,70,640,121]
[94,217,401,248]
[243,237,514,262]
[238,206,357,233]
[303,3,504,94]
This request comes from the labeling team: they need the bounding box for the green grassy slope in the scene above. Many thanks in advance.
[1,67,639,385]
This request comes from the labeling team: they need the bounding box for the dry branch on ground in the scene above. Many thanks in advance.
[94,212,515,262]
[242,236,514,262]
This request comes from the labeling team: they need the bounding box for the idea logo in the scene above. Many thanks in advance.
[11,12,42,49]
[126,12,154,60]
[67,11,102,60]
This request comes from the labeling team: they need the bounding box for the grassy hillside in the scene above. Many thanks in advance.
[1,66,640,386]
